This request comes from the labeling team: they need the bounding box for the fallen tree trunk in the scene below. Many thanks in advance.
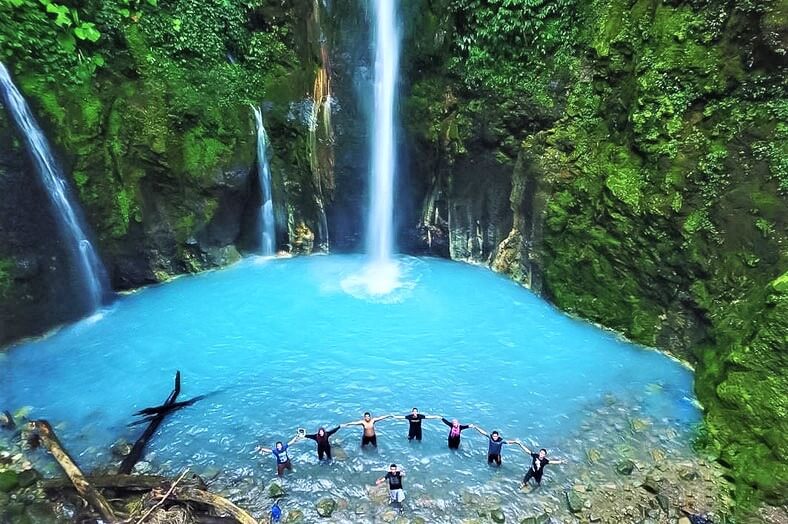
[42,474,168,491]
[119,371,181,474]
[168,488,258,524]
[131,395,206,419]
[29,420,118,523]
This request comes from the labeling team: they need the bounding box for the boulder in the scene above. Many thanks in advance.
[490,507,506,523]
[641,476,660,494]
[656,493,669,512]
[0,470,19,492]
[283,509,304,523]
[566,491,585,513]
[17,468,40,488]
[315,497,337,518]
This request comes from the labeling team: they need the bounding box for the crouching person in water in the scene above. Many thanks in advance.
[515,441,566,488]
[376,464,406,513]
[257,435,301,476]
[304,425,341,461]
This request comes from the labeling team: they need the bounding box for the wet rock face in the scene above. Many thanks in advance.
[0,119,91,345]
[446,152,513,263]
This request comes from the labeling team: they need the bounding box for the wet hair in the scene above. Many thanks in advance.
[412,407,418,412]
[364,412,371,417]
[540,448,547,454]
[318,427,325,434]
[491,431,500,437]
[275,441,283,447]
[390,464,397,469]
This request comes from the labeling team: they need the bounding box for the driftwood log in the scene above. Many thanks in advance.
[28,420,118,523]
[119,371,182,474]
[42,474,169,491]
[168,488,258,524]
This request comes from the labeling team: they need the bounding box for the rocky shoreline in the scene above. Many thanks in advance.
[5,397,784,524]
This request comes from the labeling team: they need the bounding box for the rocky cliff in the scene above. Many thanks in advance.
[0,0,785,512]
[404,0,787,509]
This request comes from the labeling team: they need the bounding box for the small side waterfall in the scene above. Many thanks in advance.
[366,0,399,265]
[0,63,108,310]
[252,107,276,256]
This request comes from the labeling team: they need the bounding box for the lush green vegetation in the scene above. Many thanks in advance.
[405,0,787,512]
[1,0,301,261]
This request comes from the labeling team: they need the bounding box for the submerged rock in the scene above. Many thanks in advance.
[0,470,19,492]
[17,468,40,488]
[315,497,337,517]
[616,459,636,475]
[566,491,585,513]
[520,513,550,524]
[490,507,506,522]
[110,439,132,458]
[283,508,304,523]
[268,482,286,499]
[641,475,661,494]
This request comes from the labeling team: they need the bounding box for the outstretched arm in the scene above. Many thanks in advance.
[549,458,567,464]
[287,434,301,446]
[514,440,532,454]
[256,445,272,454]
[440,417,451,427]
[473,426,489,437]
[343,419,364,426]
[425,415,442,420]
[373,414,395,422]
[326,426,341,436]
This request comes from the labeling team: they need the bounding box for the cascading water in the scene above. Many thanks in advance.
[252,107,276,256]
[343,0,402,297]
[366,0,399,265]
[0,63,108,310]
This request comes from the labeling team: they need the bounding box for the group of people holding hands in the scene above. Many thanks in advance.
[256,408,566,512]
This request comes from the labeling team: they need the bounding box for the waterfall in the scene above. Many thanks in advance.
[366,0,399,264]
[0,63,108,310]
[252,107,276,256]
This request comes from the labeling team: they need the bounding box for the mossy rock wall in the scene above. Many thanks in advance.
[0,0,332,344]
[403,0,787,509]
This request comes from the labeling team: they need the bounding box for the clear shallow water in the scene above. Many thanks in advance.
[1,255,700,522]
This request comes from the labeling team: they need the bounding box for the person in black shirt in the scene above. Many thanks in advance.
[473,427,515,466]
[515,441,566,488]
[441,417,474,449]
[396,408,440,441]
[303,425,342,460]
[375,463,406,513]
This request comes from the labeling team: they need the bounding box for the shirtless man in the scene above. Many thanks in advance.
[344,412,393,448]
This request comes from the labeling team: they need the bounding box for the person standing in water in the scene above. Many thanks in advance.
[375,463,406,513]
[303,425,342,460]
[441,417,474,449]
[515,441,566,488]
[473,427,516,466]
[344,412,394,448]
[257,434,301,476]
[396,408,441,441]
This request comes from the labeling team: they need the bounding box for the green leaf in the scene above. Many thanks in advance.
[146,0,157,6]
[74,22,101,42]
[8,0,25,7]
[119,7,130,17]
[46,3,72,27]
[56,31,75,52]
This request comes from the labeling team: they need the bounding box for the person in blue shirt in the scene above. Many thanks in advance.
[473,427,516,466]
[257,434,302,476]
